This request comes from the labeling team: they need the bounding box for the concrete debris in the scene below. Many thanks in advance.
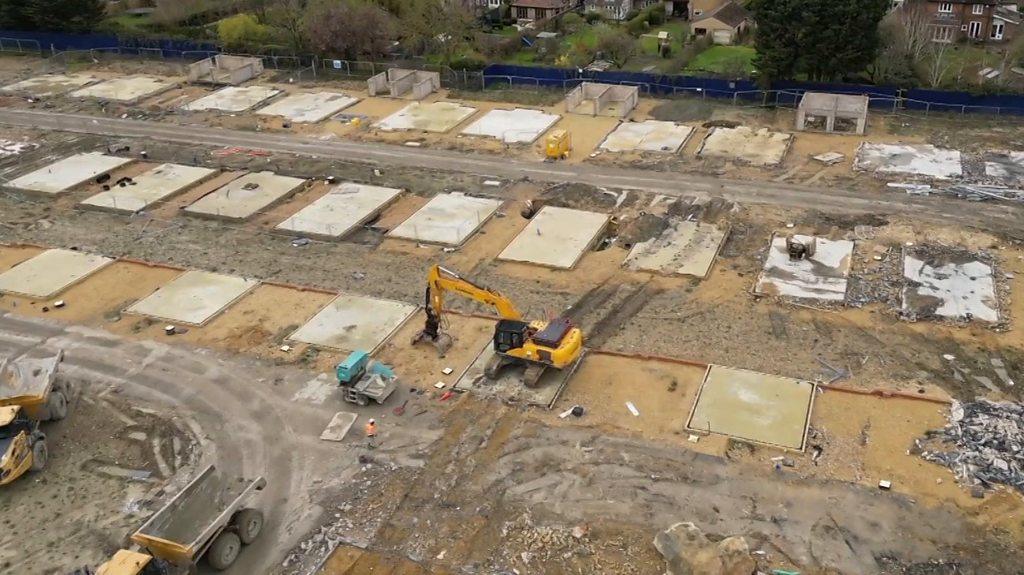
[939,184,1024,203]
[918,399,1024,494]
[654,522,756,575]
[812,152,844,165]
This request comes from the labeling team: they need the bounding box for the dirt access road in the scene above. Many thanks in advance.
[0,108,1021,239]
[0,310,440,574]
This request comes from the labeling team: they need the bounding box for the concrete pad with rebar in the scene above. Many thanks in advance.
[0,248,113,299]
[624,220,727,278]
[7,152,133,195]
[902,248,998,323]
[453,343,584,408]
[854,143,963,180]
[275,182,402,239]
[388,192,502,246]
[288,294,417,353]
[126,270,259,326]
[460,108,560,143]
[185,171,306,221]
[70,75,179,104]
[600,120,695,153]
[182,85,282,112]
[755,234,853,301]
[375,101,477,133]
[1,73,99,97]
[79,163,217,214]
[984,150,1024,184]
[697,126,793,167]
[498,206,609,269]
[256,91,360,123]
[688,365,815,451]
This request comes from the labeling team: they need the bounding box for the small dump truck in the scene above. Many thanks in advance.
[545,129,571,160]
[93,465,267,574]
[336,350,398,406]
[0,350,68,485]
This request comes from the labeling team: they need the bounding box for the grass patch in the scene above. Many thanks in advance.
[686,45,756,75]
[638,20,689,56]
[100,12,157,35]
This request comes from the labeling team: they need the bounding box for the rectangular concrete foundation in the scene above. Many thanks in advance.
[376,102,477,133]
[0,248,113,298]
[276,183,401,239]
[985,151,1024,184]
[565,82,638,117]
[600,120,695,153]
[388,192,502,246]
[256,92,359,123]
[185,171,306,220]
[183,86,281,112]
[902,248,998,323]
[755,234,853,301]
[70,75,178,104]
[855,143,963,180]
[498,206,609,269]
[624,220,727,278]
[1,73,98,97]
[697,126,793,166]
[461,108,560,143]
[288,294,417,353]
[453,343,583,408]
[126,270,259,326]
[80,163,217,213]
[8,152,134,195]
[688,365,815,451]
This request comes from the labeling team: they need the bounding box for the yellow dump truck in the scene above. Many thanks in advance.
[94,465,267,574]
[545,129,571,160]
[0,350,67,485]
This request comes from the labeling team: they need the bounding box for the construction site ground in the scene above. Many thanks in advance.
[0,53,1022,574]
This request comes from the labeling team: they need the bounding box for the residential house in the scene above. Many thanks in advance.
[508,0,579,21]
[689,0,730,20]
[911,0,1021,43]
[584,0,661,20]
[691,0,750,44]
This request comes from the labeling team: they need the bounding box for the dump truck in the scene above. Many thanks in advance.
[0,350,68,485]
[336,350,398,406]
[545,129,571,160]
[91,465,267,574]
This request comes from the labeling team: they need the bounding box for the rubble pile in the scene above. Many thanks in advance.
[918,399,1024,493]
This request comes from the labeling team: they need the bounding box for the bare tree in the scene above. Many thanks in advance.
[266,0,307,52]
[305,0,395,60]
[925,41,953,87]
[892,0,934,63]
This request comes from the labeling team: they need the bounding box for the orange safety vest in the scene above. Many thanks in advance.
[365,422,377,437]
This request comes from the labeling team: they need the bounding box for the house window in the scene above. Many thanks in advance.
[992,22,1005,40]
[968,20,982,38]
[937,2,953,12]
[972,4,984,15]
[932,25,954,42]
[516,6,528,18]
[536,7,547,19]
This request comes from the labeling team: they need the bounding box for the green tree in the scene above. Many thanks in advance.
[217,13,270,50]
[25,0,105,33]
[0,0,35,30]
[305,0,395,60]
[596,27,636,69]
[400,0,476,68]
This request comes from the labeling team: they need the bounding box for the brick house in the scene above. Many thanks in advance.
[508,0,579,21]
[689,0,731,20]
[910,0,1020,43]
[583,0,665,20]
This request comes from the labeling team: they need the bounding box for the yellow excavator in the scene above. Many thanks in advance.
[412,265,583,387]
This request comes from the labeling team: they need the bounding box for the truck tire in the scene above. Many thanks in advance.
[47,391,68,421]
[207,532,241,570]
[234,508,264,544]
[30,438,47,471]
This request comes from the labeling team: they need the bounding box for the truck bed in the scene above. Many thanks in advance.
[0,350,62,404]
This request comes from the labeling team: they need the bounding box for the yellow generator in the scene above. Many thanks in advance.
[545,129,571,160]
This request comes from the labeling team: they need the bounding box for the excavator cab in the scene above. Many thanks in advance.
[494,319,530,353]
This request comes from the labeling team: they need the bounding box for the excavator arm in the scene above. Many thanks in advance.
[413,265,521,353]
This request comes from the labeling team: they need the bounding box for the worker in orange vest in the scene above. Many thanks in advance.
[365,418,378,449]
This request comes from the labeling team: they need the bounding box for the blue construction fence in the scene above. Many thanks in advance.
[0,29,219,59]
[482,63,1024,116]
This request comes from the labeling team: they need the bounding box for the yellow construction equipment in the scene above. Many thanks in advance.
[0,350,67,486]
[545,128,571,160]
[412,265,583,387]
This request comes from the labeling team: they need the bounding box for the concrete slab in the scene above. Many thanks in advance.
[288,294,417,353]
[320,412,358,442]
[70,75,178,104]
[902,249,998,323]
[256,91,359,123]
[126,270,259,326]
[498,206,609,269]
[185,171,306,220]
[388,192,502,246]
[276,182,401,239]
[376,101,477,133]
[855,143,963,180]
[624,220,727,278]
[461,108,560,143]
[697,126,793,167]
[0,248,113,298]
[600,120,695,153]
[1,73,98,97]
[985,150,1024,184]
[8,152,133,195]
[688,365,815,450]
[80,163,217,213]
[182,85,281,112]
[755,234,854,301]
[452,343,583,408]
